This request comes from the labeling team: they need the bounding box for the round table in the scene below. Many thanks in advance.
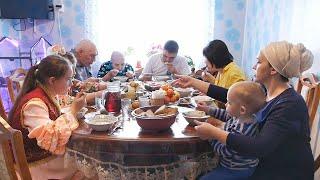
[66,106,217,179]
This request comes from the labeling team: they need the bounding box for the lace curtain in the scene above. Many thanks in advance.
[84,0,214,73]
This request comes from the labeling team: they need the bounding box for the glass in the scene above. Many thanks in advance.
[95,92,103,110]
[121,98,131,121]
[104,81,121,114]
[139,96,150,107]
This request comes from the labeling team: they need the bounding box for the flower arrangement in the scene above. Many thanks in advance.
[146,43,163,57]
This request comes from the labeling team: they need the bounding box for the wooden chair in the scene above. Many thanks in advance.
[295,73,320,128]
[0,116,32,180]
[0,93,7,121]
[7,68,27,103]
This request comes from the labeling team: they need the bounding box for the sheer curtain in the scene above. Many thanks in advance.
[85,0,214,74]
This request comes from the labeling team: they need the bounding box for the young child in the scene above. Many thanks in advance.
[195,81,266,180]
[8,55,86,179]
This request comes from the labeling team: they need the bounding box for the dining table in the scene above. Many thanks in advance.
[65,106,218,180]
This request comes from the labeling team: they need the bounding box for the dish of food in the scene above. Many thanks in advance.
[182,110,209,126]
[175,87,193,97]
[113,76,128,82]
[153,75,171,81]
[193,95,214,106]
[85,113,118,131]
[133,105,178,117]
[132,105,178,131]
[178,97,192,106]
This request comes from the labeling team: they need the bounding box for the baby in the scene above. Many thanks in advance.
[196,81,266,180]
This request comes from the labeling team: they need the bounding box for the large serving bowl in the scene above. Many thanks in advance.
[85,113,118,131]
[132,106,178,131]
[182,111,209,126]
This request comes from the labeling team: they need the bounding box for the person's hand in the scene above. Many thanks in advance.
[196,102,210,114]
[166,63,177,74]
[202,71,215,83]
[172,75,195,88]
[126,71,134,78]
[104,69,119,80]
[85,77,100,83]
[70,91,87,117]
[194,120,216,140]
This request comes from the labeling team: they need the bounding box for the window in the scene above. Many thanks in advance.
[86,0,214,73]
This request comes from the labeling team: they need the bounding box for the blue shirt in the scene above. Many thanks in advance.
[208,108,259,170]
[97,60,134,78]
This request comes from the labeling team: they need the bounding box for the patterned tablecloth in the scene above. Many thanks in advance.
[65,148,217,180]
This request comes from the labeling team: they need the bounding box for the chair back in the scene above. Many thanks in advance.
[7,68,27,103]
[295,73,320,128]
[0,93,7,120]
[0,116,31,180]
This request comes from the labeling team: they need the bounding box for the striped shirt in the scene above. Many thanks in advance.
[208,108,259,170]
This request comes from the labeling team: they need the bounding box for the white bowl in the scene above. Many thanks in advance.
[193,95,214,106]
[175,87,193,97]
[113,76,128,82]
[182,111,210,126]
[153,75,171,81]
[85,114,118,131]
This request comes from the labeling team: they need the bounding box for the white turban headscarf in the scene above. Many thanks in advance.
[261,41,314,78]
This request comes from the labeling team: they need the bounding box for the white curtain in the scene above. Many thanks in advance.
[85,0,214,74]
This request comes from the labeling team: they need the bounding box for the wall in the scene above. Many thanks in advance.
[243,0,320,177]
[0,0,86,111]
[213,0,246,67]
[0,0,86,76]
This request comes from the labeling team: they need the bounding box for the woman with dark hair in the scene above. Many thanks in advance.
[173,41,314,179]
[9,55,86,179]
[202,40,246,88]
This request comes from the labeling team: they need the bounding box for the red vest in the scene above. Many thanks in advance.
[10,87,60,162]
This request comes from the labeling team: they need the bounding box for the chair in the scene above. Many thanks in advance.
[295,73,320,128]
[0,93,7,120]
[7,68,27,103]
[0,116,32,180]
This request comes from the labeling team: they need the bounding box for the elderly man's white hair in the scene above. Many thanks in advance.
[75,39,97,52]
[111,51,125,62]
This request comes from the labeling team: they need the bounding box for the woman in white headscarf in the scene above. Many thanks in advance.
[173,41,314,179]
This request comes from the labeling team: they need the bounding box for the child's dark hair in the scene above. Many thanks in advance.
[8,55,71,121]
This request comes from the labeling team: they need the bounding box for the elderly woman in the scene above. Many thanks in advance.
[174,41,314,179]
[201,40,246,88]
[97,51,134,81]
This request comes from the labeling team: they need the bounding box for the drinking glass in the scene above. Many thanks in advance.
[121,98,131,121]
[139,96,150,107]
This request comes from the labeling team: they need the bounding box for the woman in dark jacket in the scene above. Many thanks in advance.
[173,41,314,179]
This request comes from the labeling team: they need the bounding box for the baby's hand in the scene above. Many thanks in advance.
[196,102,210,114]
[194,120,215,140]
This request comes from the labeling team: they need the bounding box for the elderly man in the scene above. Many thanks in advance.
[73,39,98,81]
[140,40,191,81]
[97,51,134,81]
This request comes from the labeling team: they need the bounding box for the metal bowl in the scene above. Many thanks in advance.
[132,106,178,131]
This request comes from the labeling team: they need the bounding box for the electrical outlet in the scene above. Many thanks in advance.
[54,0,64,13]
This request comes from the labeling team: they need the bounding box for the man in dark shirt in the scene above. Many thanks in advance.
[72,39,98,81]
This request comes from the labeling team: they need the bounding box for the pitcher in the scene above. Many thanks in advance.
[104,81,121,114]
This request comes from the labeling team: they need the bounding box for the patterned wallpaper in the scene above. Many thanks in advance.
[242,0,319,78]
[0,0,86,76]
[213,0,246,67]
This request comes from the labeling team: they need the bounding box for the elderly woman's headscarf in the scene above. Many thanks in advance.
[261,41,313,78]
